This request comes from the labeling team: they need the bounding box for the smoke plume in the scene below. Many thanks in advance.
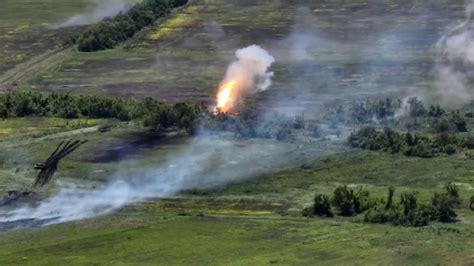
[0,136,313,228]
[434,1,474,107]
[58,0,139,27]
[216,45,275,112]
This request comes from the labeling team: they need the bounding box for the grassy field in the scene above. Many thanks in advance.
[0,0,91,75]
[12,0,466,111]
[0,196,472,265]
[0,119,473,264]
[1,0,473,264]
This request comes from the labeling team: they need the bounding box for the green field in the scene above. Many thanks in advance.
[12,0,466,108]
[0,0,473,264]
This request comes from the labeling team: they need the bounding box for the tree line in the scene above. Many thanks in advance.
[303,183,472,227]
[69,0,188,52]
[0,92,201,133]
[348,126,474,158]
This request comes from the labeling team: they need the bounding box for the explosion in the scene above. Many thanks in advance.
[216,80,237,113]
[214,45,275,114]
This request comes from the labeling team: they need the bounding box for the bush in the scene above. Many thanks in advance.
[302,205,315,217]
[405,143,436,158]
[431,193,457,222]
[443,144,457,155]
[445,183,462,208]
[428,105,445,117]
[462,135,474,149]
[332,186,371,216]
[276,125,295,142]
[364,186,459,226]
[313,194,333,217]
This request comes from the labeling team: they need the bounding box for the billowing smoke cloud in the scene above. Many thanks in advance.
[434,1,474,107]
[216,45,275,112]
[58,0,139,27]
[229,45,275,92]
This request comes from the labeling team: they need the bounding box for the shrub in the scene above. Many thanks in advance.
[428,105,445,117]
[405,143,436,158]
[400,192,418,216]
[365,186,459,226]
[332,186,355,216]
[445,183,462,208]
[462,135,474,149]
[431,192,457,222]
[364,206,401,224]
[276,125,295,142]
[332,186,371,216]
[302,205,314,217]
[443,144,457,155]
[313,194,333,217]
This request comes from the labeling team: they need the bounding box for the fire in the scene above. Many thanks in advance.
[215,80,237,113]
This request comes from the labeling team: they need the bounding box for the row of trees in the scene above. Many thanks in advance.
[349,97,448,123]
[71,0,188,52]
[303,184,467,226]
[348,126,474,158]
[327,97,468,131]
[0,92,201,133]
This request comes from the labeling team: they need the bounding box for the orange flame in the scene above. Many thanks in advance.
[215,80,237,113]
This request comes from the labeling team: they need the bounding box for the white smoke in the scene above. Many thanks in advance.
[0,136,301,227]
[217,45,275,112]
[224,45,275,92]
[58,0,139,27]
[434,1,474,107]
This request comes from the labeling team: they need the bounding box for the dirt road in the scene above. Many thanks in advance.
[0,46,73,92]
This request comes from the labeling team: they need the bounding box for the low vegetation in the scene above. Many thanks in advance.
[348,127,474,158]
[303,184,465,227]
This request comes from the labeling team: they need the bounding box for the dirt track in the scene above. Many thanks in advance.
[0,46,72,92]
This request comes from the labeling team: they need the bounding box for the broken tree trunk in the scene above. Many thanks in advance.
[33,139,88,187]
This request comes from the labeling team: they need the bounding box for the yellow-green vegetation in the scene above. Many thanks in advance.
[0,118,101,141]
[0,0,89,75]
[148,5,202,41]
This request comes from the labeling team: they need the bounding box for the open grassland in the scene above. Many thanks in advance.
[0,0,92,75]
[0,204,472,265]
